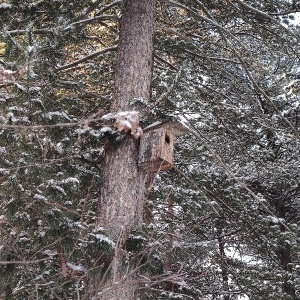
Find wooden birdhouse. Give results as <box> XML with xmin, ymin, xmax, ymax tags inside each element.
<box><xmin>138</xmin><ymin>121</ymin><xmax>188</xmax><ymax>172</ymax></box>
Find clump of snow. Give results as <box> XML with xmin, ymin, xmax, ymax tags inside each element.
<box><xmin>60</xmin><ymin>177</ymin><xmax>79</xmax><ymax>185</ymax></box>
<box><xmin>33</xmin><ymin>194</ymin><xmax>47</xmax><ymax>201</ymax></box>
<box><xmin>91</xmin><ymin>233</ymin><xmax>116</xmax><ymax>246</ymax></box>
<box><xmin>29</xmin><ymin>86</ymin><xmax>41</xmax><ymax>92</ymax></box>
<box><xmin>42</xmin><ymin>249</ymin><xmax>57</xmax><ymax>257</ymax></box>
<box><xmin>100</xmin><ymin>126</ymin><xmax>113</xmax><ymax>133</ymax></box>
<box><xmin>101</xmin><ymin>110</ymin><xmax>138</xmax><ymax>122</ymax></box>
<box><xmin>66</xmin><ymin>262</ymin><xmax>86</xmax><ymax>272</ymax></box>
<box><xmin>55</xmin><ymin>142</ymin><xmax>64</xmax><ymax>154</ymax></box>
<box><xmin>268</xmin><ymin>216</ymin><xmax>279</xmax><ymax>224</ymax></box>
<box><xmin>0</xmin><ymin>168</ymin><xmax>10</xmax><ymax>175</ymax></box>
<box><xmin>46</xmin><ymin>179</ymin><xmax>66</xmax><ymax>195</ymax></box>
<box><xmin>39</xmin><ymin>231</ymin><xmax>46</xmax><ymax>237</ymax></box>
<box><xmin>0</xmin><ymin>3</ymin><xmax>12</xmax><ymax>8</ymax></box>
<box><xmin>45</xmin><ymin>111</ymin><xmax>71</xmax><ymax>121</ymax></box>
<box><xmin>27</xmin><ymin>45</ymin><xmax>35</xmax><ymax>55</ymax></box>
<box><xmin>90</xmin><ymin>227</ymin><xmax>115</xmax><ymax>246</ymax></box>
<box><xmin>15</xmin><ymin>83</ymin><xmax>26</xmax><ymax>91</ymax></box>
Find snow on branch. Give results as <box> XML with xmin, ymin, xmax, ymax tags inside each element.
<box><xmin>0</xmin><ymin>108</ymin><xmax>107</xmax><ymax>130</ymax></box>
<box><xmin>0</xmin><ymin>110</ymin><xmax>143</xmax><ymax>139</ymax></box>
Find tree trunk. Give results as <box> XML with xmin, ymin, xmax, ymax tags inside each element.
<box><xmin>278</xmin><ymin>207</ymin><xmax>296</xmax><ymax>299</ymax></box>
<box><xmin>98</xmin><ymin>0</ymin><xmax>156</xmax><ymax>237</ymax></box>
<box><xmin>217</xmin><ymin>216</ymin><xmax>230</xmax><ymax>300</ymax></box>
<box><xmin>93</xmin><ymin>1</ymin><xmax>156</xmax><ymax>299</ymax></box>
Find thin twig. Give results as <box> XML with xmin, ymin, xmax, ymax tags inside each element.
<box><xmin>154</xmin><ymin>54</ymin><xmax>178</xmax><ymax>71</ymax></box>
<box><xmin>0</xmin><ymin>258</ymin><xmax>50</xmax><ymax>265</ymax></box>
<box><xmin>69</xmin><ymin>15</ymin><xmax>119</xmax><ymax>27</ymax></box>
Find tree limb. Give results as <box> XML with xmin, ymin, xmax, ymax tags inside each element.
<box><xmin>0</xmin><ymin>111</ymin><xmax>106</xmax><ymax>130</ymax></box>
<box><xmin>56</xmin><ymin>45</ymin><xmax>117</xmax><ymax>72</ymax></box>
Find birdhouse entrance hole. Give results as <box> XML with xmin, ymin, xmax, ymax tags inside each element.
<box><xmin>165</xmin><ymin>133</ymin><xmax>170</xmax><ymax>144</ymax></box>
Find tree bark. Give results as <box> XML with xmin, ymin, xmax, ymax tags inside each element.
<box><xmin>98</xmin><ymin>0</ymin><xmax>156</xmax><ymax>237</ymax></box>
<box><xmin>111</xmin><ymin>0</ymin><xmax>155</xmax><ymax>112</ymax></box>
<box><xmin>217</xmin><ymin>216</ymin><xmax>230</xmax><ymax>300</ymax></box>
<box><xmin>93</xmin><ymin>1</ymin><xmax>156</xmax><ymax>299</ymax></box>
<box><xmin>278</xmin><ymin>206</ymin><xmax>296</xmax><ymax>299</ymax></box>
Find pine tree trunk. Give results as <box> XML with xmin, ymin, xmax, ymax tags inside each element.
<box><xmin>92</xmin><ymin>1</ymin><xmax>156</xmax><ymax>299</ymax></box>
<box><xmin>217</xmin><ymin>217</ymin><xmax>230</xmax><ymax>300</ymax></box>
<box><xmin>278</xmin><ymin>209</ymin><xmax>296</xmax><ymax>299</ymax></box>
<box><xmin>98</xmin><ymin>0</ymin><xmax>156</xmax><ymax>237</ymax></box>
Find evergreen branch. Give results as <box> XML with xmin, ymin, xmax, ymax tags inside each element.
<box><xmin>0</xmin><ymin>111</ymin><xmax>106</xmax><ymax>130</ymax></box>
<box><xmin>232</xmin><ymin>49</ymin><xmax>300</xmax><ymax>140</ymax></box>
<box><xmin>172</xmin><ymin>166</ymin><xmax>221</xmax><ymax>216</ymax></box>
<box><xmin>152</xmin><ymin>63</ymin><xmax>183</xmax><ymax>106</ymax></box>
<box><xmin>179</xmin><ymin>44</ymin><xmax>271</xmax><ymax>123</ymax></box>
<box><xmin>5</xmin><ymin>15</ymin><xmax>119</xmax><ymax>37</ymax></box>
<box><xmin>183</xmin><ymin>115</ymin><xmax>293</xmax><ymax>233</ymax></box>
<box><xmin>0</xmin><ymin>120</ymin><xmax>91</xmax><ymax>130</ymax></box>
<box><xmin>0</xmin><ymin>156</ymin><xmax>82</xmax><ymax>172</ymax></box>
<box><xmin>233</xmin><ymin>0</ymin><xmax>299</xmax><ymax>39</ymax></box>
<box><xmin>182</xmin><ymin>47</ymin><xmax>241</xmax><ymax>64</ymax></box>
<box><xmin>55</xmin><ymin>45</ymin><xmax>117</xmax><ymax>72</ymax></box>
<box><xmin>168</xmin><ymin>0</ymin><xmax>251</xmax><ymax>53</ymax></box>
<box><xmin>269</xmin><ymin>10</ymin><xmax>300</xmax><ymax>16</ymax></box>
<box><xmin>98</xmin><ymin>0</ymin><xmax>122</xmax><ymax>14</ymax></box>
<box><xmin>45</xmin><ymin>200</ymin><xmax>82</xmax><ymax>217</ymax></box>
<box><xmin>154</xmin><ymin>54</ymin><xmax>178</xmax><ymax>71</ymax></box>
<box><xmin>183</xmin><ymin>1</ymin><xmax>300</xmax><ymax>140</ymax></box>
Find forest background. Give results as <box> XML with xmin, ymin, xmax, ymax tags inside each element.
<box><xmin>0</xmin><ymin>0</ymin><xmax>300</xmax><ymax>299</ymax></box>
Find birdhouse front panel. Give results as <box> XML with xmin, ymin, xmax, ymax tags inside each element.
<box><xmin>138</xmin><ymin>127</ymin><xmax>174</xmax><ymax>172</ymax></box>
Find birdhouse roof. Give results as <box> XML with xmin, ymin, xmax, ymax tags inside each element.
<box><xmin>143</xmin><ymin>121</ymin><xmax>189</xmax><ymax>136</ymax></box>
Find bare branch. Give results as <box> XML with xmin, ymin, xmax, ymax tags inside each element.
<box><xmin>5</xmin><ymin>29</ymin><xmax>52</xmax><ymax>37</ymax></box>
<box><xmin>68</xmin><ymin>15</ymin><xmax>119</xmax><ymax>28</ymax></box>
<box><xmin>56</xmin><ymin>45</ymin><xmax>117</xmax><ymax>72</ymax></box>
<box><xmin>0</xmin><ymin>258</ymin><xmax>50</xmax><ymax>265</ymax></box>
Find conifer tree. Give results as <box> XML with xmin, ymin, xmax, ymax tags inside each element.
<box><xmin>0</xmin><ymin>1</ymin><xmax>299</xmax><ymax>299</ymax></box>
